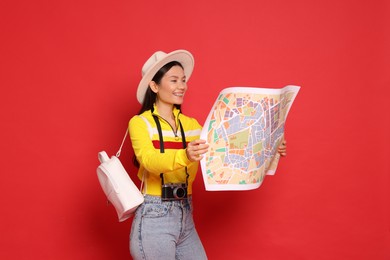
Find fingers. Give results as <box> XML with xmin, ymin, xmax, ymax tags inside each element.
<box><xmin>186</xmin><ymin>139</ymin><xmax>209</xmax><ymax>162</ymax></box>
<box><xmin>279</xmin><ymin>151</ymin><xmax>287</xmax><ymax>157</ymax></box>
<box><xmin>278</xmin><ymin>140</ymin><xmax>287</xmax><ymax>157</ymax></box>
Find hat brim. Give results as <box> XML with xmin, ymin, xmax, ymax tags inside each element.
<box><xmin>137</xmin><ymin>50</ymin><xmax>194</xmax><ymax>104</ymax></box>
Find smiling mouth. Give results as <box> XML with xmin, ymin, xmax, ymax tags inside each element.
<box><xmin>173</xmin><ymin>93</ymin><xmax>184</xmax><ymax>97</ymax></box>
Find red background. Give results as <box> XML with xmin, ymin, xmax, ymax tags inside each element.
<box><xmin>1</xmin><ymin>0</ymin><xmax>389</xmax><ymax>259</ymax></box>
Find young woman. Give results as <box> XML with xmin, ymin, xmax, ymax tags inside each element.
<box><xmin>129</xmin><ymin>50</ymin><xmax>287</xmax><ymax>259</ymax></box>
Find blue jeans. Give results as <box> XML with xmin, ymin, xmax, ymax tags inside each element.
<box><xmin>130</xmin><ymin>195</ymin><xmax>207</xmax><ymax>260</ymax></box>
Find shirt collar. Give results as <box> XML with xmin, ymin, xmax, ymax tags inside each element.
<box><xmin>152</xmin><ymin>104</ymin><xmax>181</xmax><ymax>119</ymax></box>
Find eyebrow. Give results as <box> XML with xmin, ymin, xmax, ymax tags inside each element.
<box><xmin>166</xmin><ymin>75</ymin><xmax>186</xmax><ymax>79</ymax></box>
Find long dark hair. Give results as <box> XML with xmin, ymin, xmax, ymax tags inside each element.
<box><xmin>133</xmin><ymin>61</ymin><xmax>184</xmax><ymax>168</ymax></box>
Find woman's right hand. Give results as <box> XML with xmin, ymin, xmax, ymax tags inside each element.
<box><xmin>186</xmin><ymin>139</ymin><xmax>209</xmax><ymax>162</ymax></box>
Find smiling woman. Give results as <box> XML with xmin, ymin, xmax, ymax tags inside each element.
<box><xmin>128</xmin><ymin>50</ymin><xmax>210</xmax><ymax>259</ymax></box>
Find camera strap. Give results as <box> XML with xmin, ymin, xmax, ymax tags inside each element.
<box><xmin>152</xmin><ymin>115</ymin><xmax>189</xmax><ymax>186</ymax></box>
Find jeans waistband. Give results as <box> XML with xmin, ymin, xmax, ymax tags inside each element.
<box><xmin>143</xmin><ymin>194</ymin><xmax>192</xmax><ymax>206</ymax></box>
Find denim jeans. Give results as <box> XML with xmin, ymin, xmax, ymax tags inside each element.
<box><xmin>130</xmin><ymin>195</ymin><xmax>207</xmax><ymax>260</ymax></box>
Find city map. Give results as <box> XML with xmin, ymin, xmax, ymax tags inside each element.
<box><xmin>200</xmin><ymin>86</ymin><xmax>300</xmax><ymax>191</ymax></box>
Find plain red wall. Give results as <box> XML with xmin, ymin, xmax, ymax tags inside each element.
<box><xmin>1</xmin><ymin>0</ymin><xmax>389</xmax><ymax>259</ymax></box>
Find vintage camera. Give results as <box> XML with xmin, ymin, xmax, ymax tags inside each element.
<box><xmin>161</xmin><ymin>183</ymin><xmax>188</xmax><ymax>201</ymax></box>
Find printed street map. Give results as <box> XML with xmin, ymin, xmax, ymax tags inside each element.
<box><xmin>200</xmin><ymin>86</ymin><xmax>300</xmax><ymax>191</ymax></box>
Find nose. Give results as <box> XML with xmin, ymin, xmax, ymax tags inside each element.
<box><xmin>178</xmin><ymin>81</ymin><xmax>187</xmax><ymax>89</ymax></box>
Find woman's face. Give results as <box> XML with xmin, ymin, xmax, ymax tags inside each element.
<box><xmin>153</xmin><ymin>65</ymin><xmax>187</xmax><ymax>106</ymax></box>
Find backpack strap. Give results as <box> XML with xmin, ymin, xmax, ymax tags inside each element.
<box><xmin>116</xmin><ymin>129</ymin><xmax>128</xmax><ymax>157</ymax></box>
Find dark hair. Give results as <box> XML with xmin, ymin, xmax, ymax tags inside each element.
<box><xmin>137</xmin><ymin>61</ymin><xmax>183</xmax><ymax>115</ymax></box>
<box><xmin>133</xmin><ymin>61</ymin><xmax>184</xmax><ymax>168</ymax></box>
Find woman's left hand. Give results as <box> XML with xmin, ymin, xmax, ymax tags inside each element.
<box><xmin>186</xmin><ymin>139</ymin><xmax>209</xmax><ymax>162</ymax></box>
<box><xmin>278</xmin><ymin>140</ymin><xmax>287</xmax><ymax>157</ymax></box>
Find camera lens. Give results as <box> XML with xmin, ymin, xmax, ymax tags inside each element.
<box><xmin>173</xmin><ymin>187</ymin><xmax>186</xmax><ymax>199</ymax></box>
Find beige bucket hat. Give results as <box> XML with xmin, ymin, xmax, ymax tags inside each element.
<box><xmin>136</xmin><ymin>49</ymin><xmax>194</xmax><ymax>104</ymax></box>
